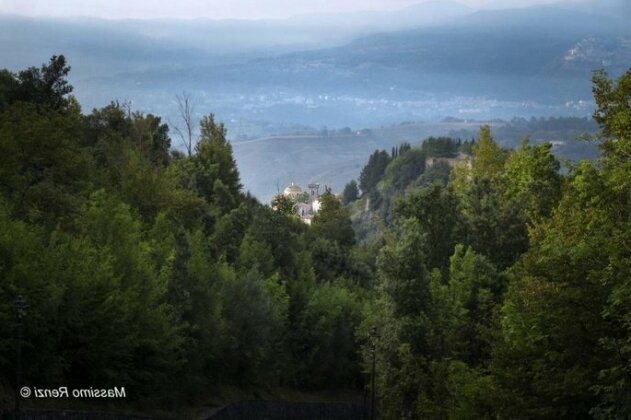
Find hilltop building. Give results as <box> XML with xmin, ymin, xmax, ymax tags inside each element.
<box><xmin>277</xmin><ymin>182</ymin><xmax>325</xmax><ymax>224</ymax></box>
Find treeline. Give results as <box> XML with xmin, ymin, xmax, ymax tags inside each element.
<box><xmin>0</xmin><ymin>56</ymin><xmax>372</xmax><ymax>408</ymax></box>
<box><xmin>448</xmin><ymin>116</ymin><xmax>601</xmax><ymax>162</ymax></box>
<box><xmin>344</xmin><ymin>69</ymin><xmax>631</xmax><ymax>418</ymax></box>
<box><xmin>507</xmin><ymin>115</ymin><xmax>598</xmax><ymax>131</ymax></box>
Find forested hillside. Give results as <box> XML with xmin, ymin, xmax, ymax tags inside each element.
<box><xmin>343</xmin><ymin>67</ymin><xmax>631</xmax><ymax>419</ymax></box>
<box><xmin>1</xmin><ymin>56</ymin><xmax>631</xmax><ymax>419</ymax></box>
<box><xmin>0</xmin><ymin>57</ymin><xmax>372</xmax><ymax>414</ymax></box>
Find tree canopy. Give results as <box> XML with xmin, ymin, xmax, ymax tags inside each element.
<box><xmin>2</xmin><ymin>56</ymin><xmax>631</xmax><ymax>419</ymax></box>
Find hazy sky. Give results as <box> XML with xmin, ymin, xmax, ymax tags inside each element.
<box><xmin>0</xmin><ymin>0</ymin><xmax>574</xmax><ymax>20</ymax></box>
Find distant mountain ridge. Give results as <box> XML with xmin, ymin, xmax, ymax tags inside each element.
<box><xmin>0</xmin><ymin>0</ymin><xmax>475</xmax><ymax>71</ymax></box>
<box><xmin>243</xmin><ymin>4</ymin><xmax>631</xmax><ymax>99</ymax></box>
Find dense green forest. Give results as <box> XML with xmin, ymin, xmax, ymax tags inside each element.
<box><xmin>1</xmin><ymin>56</ymin><xmax>630</xmax><ymax>419</ymax></box>
<box><xmin>0</xmin><ymin>56</ymin><xmax>373</xmax><ymax>415</ymax></box>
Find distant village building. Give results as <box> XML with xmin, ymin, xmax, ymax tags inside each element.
<box><xmin>277</xmin><ymin>182</ymin><xmax>326</xmax><ymax>224</ymax></box>
<box><xmin>425</xmin><ymin>152</ymin><xmax>471</xmax><ymax>169</ymax></box>
<box><xmin>283</xmin><ymin>182</ymin><xmax>303</xmax><ymax>200</ymax></box>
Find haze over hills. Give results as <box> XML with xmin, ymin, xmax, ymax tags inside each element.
<box><xmin>2</xmin><ymin>1</ymin><xmax>627</xmax><ymax>123</ymax></box>
<box><xmin>289</xmin><ymin>0</ymin><xmax>473</xmax><ymax>28</ymax></box>
<box><xmin>0</xmin><ymin>1</ymin><xmax>474</xmax><ymax>68</ymax></box>
<box><xmin>0</xmin><ymin>0</ymin><xmax>627</xmax><ymax>199</ymax></box>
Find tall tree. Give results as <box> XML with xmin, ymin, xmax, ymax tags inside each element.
<box><xmin>502</xmin><ymin>139</ymin><xmax>562</xmax><ymax>220</ymax></box>
<box><xmin>311</xmin><ymin>192</ymin><xmax>355</xmax><ymax>248</ymax></box>
<box><xmin>394</xmin><ymin>184</ymin><xmax>459</xmax><ymax>273</ymax></box>
<box><xmin>130</xmin><ymin>112</ymin><xmax>172</xmax><ymax>167</ymax></box>
<box><xmin>193</xmin><ymin>114</ymin><xmax>242</xmax><ymax>213</ymax></box>
<box><xmin>342</xmin><ymin>180</ymin><xmax>359</xmax><ymax>204</ymax></box>
<box><xmin>14</xmin><ymin>55</ymin><xmax>73</xmax><ymax>110</ymax></box>
<box><xmin>359</xmin><ymin>150</ymin><xmax>390</xmax><ymax>194</ymax></box>
<box><xmin>472</xmin><ymin>125</ymin><xmax>505</xmax><ymax>180</ymax></box>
